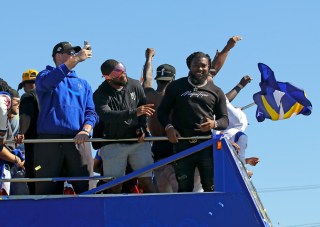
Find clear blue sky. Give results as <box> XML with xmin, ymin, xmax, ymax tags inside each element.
<box><xmin>1</xmin><ymin>1</ymin><xmax>319</xmax><ymax>226</ymax></box>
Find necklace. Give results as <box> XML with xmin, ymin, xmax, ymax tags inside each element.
<box><xmin>187</xmin><ymin>77</ymin><xmax>207</xmax><ymax>92</ymax></box>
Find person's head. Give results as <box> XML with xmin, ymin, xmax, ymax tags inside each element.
<box><xmin>186</xmin><ymin>52</ymin><xmax>211</xmax><ymax>85</ymax></box>
<box><xmin>52</xmin><ymin>41</ymin><xmax>81</xmax><ymax>66</ymax></box>
<box><xmin>155</xmin><ymin>64</ymin><xmax>175</xmax><ymax>83</ymax></box>
<box><xmin>18</xmin><ymin>69</ymin><xmax>38</xmax><ymax>92</ymax></box>
<box><xmin>0</xmin><ymin>78</ymin><xmax>12</xmax><ymax>93</ymax></box>
<box><xmin>9</xmin><ymin>89</ymin><xmax>20</xmax><ymax>116</ymax></box>
<box><xmin>154</xmin><ymin>64</ymin><xmax>176</xmax><ymax>91</ymax></box>
<box><xmin>100</xmin><ymin>59</ymin><xmax>128</xmax><ymax>87</ymax></box>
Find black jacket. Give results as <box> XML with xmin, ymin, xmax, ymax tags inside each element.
<box><xmin>93</xmin><ymin>77</ymin><xmax>147</xmax><ymax>141</ymax></box>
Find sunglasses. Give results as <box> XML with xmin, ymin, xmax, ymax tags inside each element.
<box><xmin>62</xmin><ymin>50</ymin><xmax>77</xmax><ymax>56</ymax></box>
<box><xmin>109</xmin><ymin>63</ymin><xmax>126</xmax><ymax>78</ymax></box>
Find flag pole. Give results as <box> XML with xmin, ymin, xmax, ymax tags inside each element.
<box><xmin>241</xmin><ymin>102</ymin><xmax>256</xmax><ymax>110</ymax></box>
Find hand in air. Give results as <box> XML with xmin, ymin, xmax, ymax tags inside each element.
<box><xmin>239</xmin><ymin>75</ymin><xmax>253</xmax><ymax>87</ymax></box>
<box><xmin>227</xmin><ymin>35</ymin><xmax>242</xmax><ymax>49</ymax></box>
<box><xmin>74</xmin><ymin>43</ymin><xmax>93</xmax><ymax>62</ymax></box>
<box><xmin>145</xmin><ymin>48</ymin><xmax>155</xmax><ymax>59</ymax></box>
<box><xmin>246</xmin><ymin>157</ymin><xmax>260</xmax><ymax>166</ymax></box>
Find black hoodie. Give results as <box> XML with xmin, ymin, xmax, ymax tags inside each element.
<box><xmin>93</xmin><ymin>77</ymin><xmax>147</xmax><ymax>142</ymax></box>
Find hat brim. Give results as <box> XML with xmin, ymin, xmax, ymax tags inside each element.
<box><xmin>17</xmin><ymin>82</ymin><xmax>23</xmax><ymax>91</ymax></box>
<box><xmin>155</xmin><ymin>76</ymin><xmax>174</xmax><ymax>81</ymax></box>
<box><xmin>17</xmin><ymin>80</ymin><xmax>35</xmax><ymax>91</ymax></box>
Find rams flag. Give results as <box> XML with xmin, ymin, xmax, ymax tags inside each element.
<box><xmin>253</xmin><ymin>63</ymin><xmax>312</xmax><ymax>122</ymax></box>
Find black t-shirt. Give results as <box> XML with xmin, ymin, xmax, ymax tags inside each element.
<box><xmin>19</xmin><ymin>89</ymin><xmax>39</xmax><ymax>139</ymax></box>
<box><xmin>158</xmin><ymin>77</ymin><xmax>229</xmax><ymax>137</ymax></box>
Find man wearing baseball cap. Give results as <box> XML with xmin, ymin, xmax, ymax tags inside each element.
<box><xmin>15</xmin><ymin>69</ymin><xmax>40</xmax><ymax>194</ymax></box>
<box><xmin>33</xmin><ymin>41</ymin><xmax>97</xmax><ymax>195</ymax></box>
<box><xmin>142</xmin><ymin>48</ymin><xmax>176</xmax><ymax>192</ymax></box>
<box><xmin>17</xmin><ymin>69</ymin><xmax>38</xmax><ymax>92</ymax></box>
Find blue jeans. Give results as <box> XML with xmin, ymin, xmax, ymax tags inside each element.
<box><xmin>173</xmin><ymin>141</ymin><xmax>214</xmax><ymax>192</ymax></box>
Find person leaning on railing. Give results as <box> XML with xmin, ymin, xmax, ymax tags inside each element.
<box><xmin>157</xmin><ymin>52</ymin><xmax>229</xmax><ymax>193</ymax></box>
<box><xmin>33</xmin><ymin>41</ymin><xmax>97</xmax><ymax>195</ymax></box>
<box><xmin>93</xmin><ymin>59</ymin><xmax>156</xmax><ymax>194</ymax></box>
<box><xmin>0</xmin><ymin>80</ymin><xmax>25</xmax><ymax>195</ymax></box>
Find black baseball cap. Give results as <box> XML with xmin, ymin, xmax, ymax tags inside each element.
<box><xmin>155</xmin><ymin>64</ymin><xmax>176</xmax><ymax>81</ymax></box>
<box><xmin>52</xmin><ymin>41</ymin><xmax>81</xmax><ymax>57</ymax></box>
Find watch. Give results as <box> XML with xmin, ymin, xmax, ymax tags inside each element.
<box><xmin>82</xmin><ymin>128</ymin><xmax>90</xmax><ymax>134</ymax></box>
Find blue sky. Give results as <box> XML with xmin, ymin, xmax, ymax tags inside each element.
<box><xmin>1</xmin><ymin>1</ymin><xmax>319</xmax><ymax>226</ymax></box>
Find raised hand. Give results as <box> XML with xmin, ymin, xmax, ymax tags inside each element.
<box><xmin>226</xmin><ymin>35</ymin><xmax>242</xmax><ymax>50</ymax></box>
<box><xmin>239</xmin><ymin>75</ymin><xmax>253</xmax><ymax>88</ymax></box>
<box><xmin>145</xmin><ymin>48</ymin><xmax>155</xmax><ymax>60</ymax></box>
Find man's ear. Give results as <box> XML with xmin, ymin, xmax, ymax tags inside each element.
<box><xmin>102</xmin><ymin>74</ymin><xmax>112</xmax><ymax>81</ymax></box>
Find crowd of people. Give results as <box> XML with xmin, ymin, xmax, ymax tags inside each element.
<box><xmin>0</xmin><ymin>36</ymin><xmax>259</xmax><ymax>195</ymax></box>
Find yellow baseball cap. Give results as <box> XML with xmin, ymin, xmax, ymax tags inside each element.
<box><xmin>18</xmin><ymin>69</ymin><xmax>38</xmax><ymax>90</ymax></box>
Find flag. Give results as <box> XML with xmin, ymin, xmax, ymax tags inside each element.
<box><xmin>253</xmin><ymin>63</ymin><xmax>312</xmax><ymax>122</ymax></box>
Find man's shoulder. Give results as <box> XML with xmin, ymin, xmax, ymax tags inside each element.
<box><xmin>210</xmin><ymin>83</ymin><xmax>224</xmax><ymax>93</ymax></box>
<box><xmin>127</xmin><ymin>77</ymin><xmax>142</xmax><ymax>87</ymax></box>
<box><xmin>21</xmin><ymin>89</ymin><xmax>37</xmax><ymax>100</ymax></box>
<box><xmin>38</xmin><ymin>65</ymin><xmax>54</xmax><ymax>74</ymax></box>
<box><xmin>93</xmin><ymin>81</ymin><xmax>110</xmax><ymax>97</ymax></box>
<box><xmin>144</xmin><ymin>87</ymin><xmax>156</xmax><ymax>94</ymax></box>
<box><xmin>166</xmin><ymin>77</ymin><xmax>187</xmax><ymax>89</ymax></box>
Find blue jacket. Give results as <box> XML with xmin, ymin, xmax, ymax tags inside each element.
<box><xmin>36</xmin><ymin>64</ymin><xmax>97</xmax><ymax>135</ymax></box>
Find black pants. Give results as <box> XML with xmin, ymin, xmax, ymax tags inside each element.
<box><xmin>173</xmin><ymin>140</ymin><xmax>214</xmax><ymax>192</ymax></box>
<box><xmin>24</xmin><ymin>143</ymin><xmax>35</xmax><ymax>195</ymax></box>
<box><xmin>34</xmin><ymin>134</ymin><xmax>93</xmax><ymax>195</ymax></box>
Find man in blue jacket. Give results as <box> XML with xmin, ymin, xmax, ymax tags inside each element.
<box><xmin>34</xmin><ymin>41</ymin><xmax>97</xmax><ymax>195</ymax></box>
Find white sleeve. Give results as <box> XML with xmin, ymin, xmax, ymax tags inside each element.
<box><xmin>0</xmin><ymin>93</ymin><xmax>11</xmax><ymax>138</ymax></box>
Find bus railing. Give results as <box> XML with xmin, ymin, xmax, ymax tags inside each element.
<box><xmin>0</xmin><ymin>136</ymin><xmax>212</xmax><ymax>189</ymax></box>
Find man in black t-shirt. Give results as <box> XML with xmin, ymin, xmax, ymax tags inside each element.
<box><xmin>158</xmin><ymin>52</ymin><xmax>229</xmax><ymax>192</ymax></box>
<box><xmin>16</xmin><ymin>69</ymin><xmax>39</xmax><ymax>195</ymax></box>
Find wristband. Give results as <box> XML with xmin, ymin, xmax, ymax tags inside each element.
<box><xmin>82</xmin><ymin>128</ymin><xmax>90</xmax><ymax>133</ymax></box>
<box><xmin>213</xmin><ymin>120</ymin><xmax>218</xmax><ymax>129</ymax></box>
<box><xmin>82</xmin><ymin>128</ymin><xmax>90</xmax><ymax>136</ymax></box>
<box><xmin>237</xmin><ymin>84</ymin><xmax>244</xmax><ymax>89</ymax></box>
<box><xmin>165</xmin><ymin>124</ymin><xmax>174</xmax><ymax>131</ymax></box>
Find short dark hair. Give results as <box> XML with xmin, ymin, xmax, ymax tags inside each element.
<box><xmin>186</xmin><ymin>52</ymin><xmax>211</xmax><ymax>69</ymax></box>
<box><xmin>9</xmin><ymin>89</ymin><xmax>19</xmax><ymax>98</ymax></box>
<box><xmin>0</xmin><ymin>78</ymin><xmax>12</xmax><ymax>93</ymax></box>
<box><xmin>100</xmin><ymin>59</ymin><xmax>119</xmax><ymax>75</ymax></box>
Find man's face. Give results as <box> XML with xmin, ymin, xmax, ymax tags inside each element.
<box><xmin>189</xmin><ymin>57</ymin><xmax>210</xmax><ymax>85</ymax></box>
<box><xmin>11</xmin><ymin>98</ymin><xmax>20</xmax><ymax>115</ymax></box>
<box><xmin>108</xmin><ymin>63</ymin><xmax>128</xmax><ymax>86</ymax></box>
<box><xmin>23</xmin><ymin>81</ymin><xmax>36</xmax><ymax>93</ymax></box>
<box><xmin>55</xmin><ymin>49</ymin><xmax>76</xmax><ymax>65</ymax></box>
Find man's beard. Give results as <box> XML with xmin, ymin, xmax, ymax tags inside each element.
<box><xmin>188</xmin><ymin>72</ymin><xmax>208</xmax><ymax>85</ymax></box>
<box><xmin>112</xmin><ymin>80</ymin><xmax>127</xmax><ymax>86</ymax></box>
<box><xmin>110</xmin><ymin>76</ymin><xmax>128</xmax><ymax>86</ymax></box>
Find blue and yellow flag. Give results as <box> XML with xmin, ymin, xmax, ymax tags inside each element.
<box><xmin>253</xmin><ymin>63</ymin><xmax>312</xmax><ymax>122</ymax></box>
